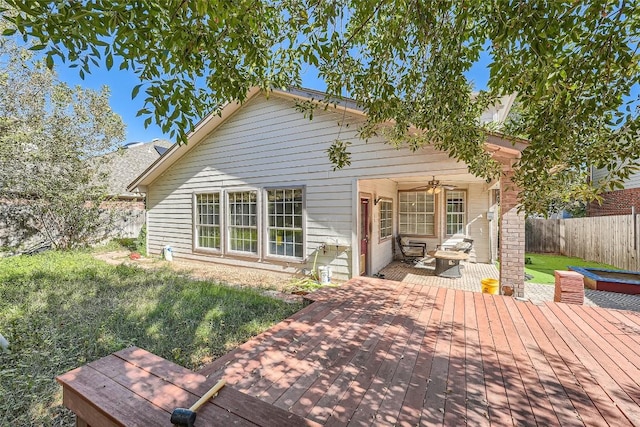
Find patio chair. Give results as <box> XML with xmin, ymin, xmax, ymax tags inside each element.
<box><xmin>396</xmin><ymin>235</ymin><xmax>427</xmax><ymax>263</ymax></box>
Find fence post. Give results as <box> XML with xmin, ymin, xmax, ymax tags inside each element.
<box><xmin>633</xmin><ymin>206</ymin><xmax>637</xmax><ymax>251</ymax></box>
<box><xmin>559</xmin><ymin>219</ymin><xmax>565</xmax><ymax>255</ymax></box>
<box><xmin>633</xmin><ymin>207</ymin><xmax>639</xmax><ymax>271</ymax></box>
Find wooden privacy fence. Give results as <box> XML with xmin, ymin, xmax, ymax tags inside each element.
<box><xmin>525</xmin><ymin>214</ymin><xmax>640</xmax><ymax>271</ymax></box>
<box><xmin>0</xmin><ymin>204</ymin><xmax>145</xmax><ymax>249</ymax></box>
<box><xmin>525</xmin><ymin>218</ymin><xmax>562</xmax><ymax>254</ymax></box>
<box><xmin>109</xmin><ymin>208</ymin><xmax>146</xmax><ymax>239</ymax></box>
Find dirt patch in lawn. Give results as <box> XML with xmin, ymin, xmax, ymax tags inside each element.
<box><xmin>92</xmin><ymin>251</ymin><xmax>304</xmax><ymax>303</ymax></box>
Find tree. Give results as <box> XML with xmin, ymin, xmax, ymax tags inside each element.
<box><xmin>2</xmin><ymin>1</ymin><xmax>638</xmax><ymax>214</ymax></box>
<box><xmin>0</xmin><ymin>29</ymin><xmax>125</xmax><ymax>249</ymax></box>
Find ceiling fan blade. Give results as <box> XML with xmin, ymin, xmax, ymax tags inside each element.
<box><xmin>407</xmin><ymin>177</ymin><xmax>456</xmax><ymax>192</ymax></box>
<box><xmin>408</xmin><ymin>185</ymin><xmax>430</xmax><ymax>191</ymax></box>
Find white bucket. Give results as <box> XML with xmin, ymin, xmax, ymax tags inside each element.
<box><xmin>318</xmin><ymin>265</ymin><xmax>331</xmax><ymax>284</ymax></box>
<box><xmin>163</xmin><ymin>245</ymin><xmax>173</xmax><ymax>261</ymax></box>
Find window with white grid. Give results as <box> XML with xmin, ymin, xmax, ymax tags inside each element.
<box><xmin>195</xmin><ymin>193</ymin><xmax>221</xmax><ymax>250</ymax></box>
<box><xmin>267</xmin><ymin>188</ymin><xmax>304</xmax><ymax>258</ymax></box>
<box><xmin>379</xmin><ymin>199</ymin><xmax>393</xmax><ymax>240</ymax></box>
<box><xmin>446</xmin><ymin>190</ymin><xmax>466</xmax><ymax>235</ymax></box>
<box><xmin>398</xmin><ymin>191</ymin><xmax>435</xmax><ymax>235</ymax></box>
<box><xmin>227</xmin><ymin>191</ymin><xmax>258</xmax><ymax>254</ymax></box>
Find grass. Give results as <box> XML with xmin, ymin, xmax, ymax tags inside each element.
<box><xmin>0</xmin><ymin>250</ymin><xmax>302</xmax><ymax>426</ymax></box>
<box><xmin>525</xmin><ymin>253</ymin><xmax>618</xmax><ymax>285</ymax></box>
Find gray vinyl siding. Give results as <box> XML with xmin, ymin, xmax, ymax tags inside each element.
<box><xmin>626</xmin><ymin>172</ymin><xmax>640</xmax><ymax>189</ymax></box>
<box><xmin>358</xmin><ymin>179</ymin><xmax>398</xmax><ymax>274</ymax></box>
<box><xmin>592</xmin><ymin>166</ymin><xmax>640</xmax><ymax>190</ymax></box>
<box><xmin>146</xmin><ymin>93</ymin><xmax>491</xmax><ymax>280</ymax></box>
<box><xmin>464</xmin><ymin>183</ymin><xmax>491</xmax><ymax>262</ymax></box>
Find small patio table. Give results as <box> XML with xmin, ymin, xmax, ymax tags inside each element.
<box><xmin>427</xmin><ymin>250</ymin><xmax>469</xmax><ymax>278</ymax></box>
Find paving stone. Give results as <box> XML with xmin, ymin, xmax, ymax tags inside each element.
<box><xmin>379</xmin><ymin>260</ymin><xmax>640</xmax><ymax>313</ymax></box>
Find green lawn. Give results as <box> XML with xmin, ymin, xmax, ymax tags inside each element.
<box><xmin>0</xmin><ymin>250</ymin><xmax>302</xmax><ymax>426</ymax></box>
<box><xmin>525</xmin><ymin>253</ymin><xmax>618</xmax><ymax>285</ymax></box>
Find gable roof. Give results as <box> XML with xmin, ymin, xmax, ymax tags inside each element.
<box><xmin>103</xmin><ymin>139</ymin><xmax>173</xmax><ymax>198</ymax></box>
<box><xmin>128</xmin><ymin>87</ymin><xmax>526</xmax><ymax>192</ymax></box>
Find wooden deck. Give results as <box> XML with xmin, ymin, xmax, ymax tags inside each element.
<box><xmin>57</xmin><ymin>346</ymin><xmax>319</xmax><ymax>426</ymax></box>
<box><xmin>199</xmin><ymin>277</ymin><xmax>640</xmax><ymax>426</ymax></box>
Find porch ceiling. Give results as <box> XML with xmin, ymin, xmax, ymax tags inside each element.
<box><xmin>362</xmin><ymin>173</ymin><xmax>490</xmax><ymax>190</ymax></box>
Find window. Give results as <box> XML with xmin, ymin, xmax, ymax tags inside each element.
<box><xmin>379</xmin><ymin>199</ymin><xmax>393</xmax><ymax>239</ymax></box>
<box><xmin>398</xmin><ymin>191</ymin><xmax>435</xmax><ymax>235</ymax></box>
<box><xmin>267</xmin><ymin>188</ymin><xmax>303</xmax><ymax>258</ymax></box>
<box><xmin>228</xmin><ymin>191</ymin><xmax>258</xmax><ymax>254</ymax></box>
<box><xmin>446</xmin><ymin>190</ymin><xmax>466</xmax><ymax>235</ymax></box>
<box><xmin>195</xmin><ymin>193</ymin><xmax>221</xmax><ymax>250</ymax></box>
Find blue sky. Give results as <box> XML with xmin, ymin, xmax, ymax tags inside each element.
<box><xmin>56</xmin><ymin>64</ymin><xmax>177</xmax><ymax>144</ymax></box>
<box><xmin>55</xmin><ymin>63</ymin><xmax>331</xmax><ymax>144</ymax></box>
<box><xmin>55</xmin><ymin>55</ymin><xmax>492</xmax><ymax>145</ymax></box>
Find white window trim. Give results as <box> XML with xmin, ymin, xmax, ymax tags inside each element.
<box><xmin>193</xmin><ymin>191</ymin><xmax>223</xmax><ymax>254</ymax></box>
<box><xmin>263</xmin><ymin>186</ymin><xmax>306</xmax><ymax>262</ymax></box>
<box><xmin>378</xmin><ymin>198</ymin><xmax>393</xmax><ymax>242</ymax></box>
<box><xmin>398</xmin><ymin>190</ymin><xmax>436</xmax><ymax>237</ymax></box>
<box><xmin>445</xmin><ymin>189</ymin><xmax>467</xmax><ymax>236</ymax></box>
<box><xmin>225</xmin><ymin>188</ymin><xmax>261</xmax><ymax>257</ymax></box>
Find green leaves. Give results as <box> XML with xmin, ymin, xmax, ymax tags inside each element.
<box><xmin>105</xmin><ymin>52</ymin><xmax>113</xmax><ymax>70</ymax></box>
<box><xmin>131</xmin><ymin>83</ymin><xmax>142</xmax><ymax>99</ymax></box>
<box><xmin>327</xmin><ymin>139</ymin><xmax>352</xmax><ymax>170</ymax></box>
<box><xmin>1</xmin><ymin>0</ymin><xmax>638</xmax><ymax>214</ymax></box>
<box><xmin>0</xmin><ymin>32</ymin><xmax>125</xmax><ymax>249</ymax></box>
<box><xmin>486</xmin><ymin>0</ymin><xmax>640</xmax><ymax>213</ymax></box>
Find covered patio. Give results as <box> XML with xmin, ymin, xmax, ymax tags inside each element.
<box><xmin>377</xmin><ymin>259</ymin><xmax>499</xmax><ymax>292</ymax></box>
<box><xmin>199</xmin><ymin>277</ymin><xmax>640</xmax><ymax>426</ymax></box>
<box><xmin>355</xmin><ymin>140</ymin><xmax>528</xmax><ymax>298</ymax></box>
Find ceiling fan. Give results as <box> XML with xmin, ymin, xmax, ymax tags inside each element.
<box><xmin>410</xmin><ymin>176</ymin><xmax>456</xmax><ymax>194</ymax></box>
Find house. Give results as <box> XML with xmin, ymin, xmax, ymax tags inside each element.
<box><xmin>102</xmin><ymin>139</ymin><xmax>173</xmax><ymax>203</ymax></box>
<box><xmin>96</xmin><ymin>139</ymin><xmax>174</xmax><ymax>239</ymax></box>
<box><xmin>128</xmin><ymin>88</ymin><xmax>527</xmax><ymax>295</ymax></box>
<box><xmin>589</xmin><ymin>166</ymin><xmax>640</xmax><ymax>216</ymax></box>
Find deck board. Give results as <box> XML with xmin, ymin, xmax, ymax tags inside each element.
<box><xmin>395</xmin><ymin>286</ymin><xmax>446</xmax><ymax>426</ymax></box>
<box><xmin>421</xmin><ymin>288</ymin><xmax>455</xmax><ymax>425</ymax></box>
<box><xmin>59</xmin><ymin>347</ymin><xmax>319</xmax><ymax>427</ymax></box>
<box><xmin>501</xmin><ymin>298</ymin><xmax>564</xmax><ymax>426</ymax></box>
<box><xmin>540</xmin><ymin>304</ymin><xmax>640</xmax><ymax>425</ymax></box>
<box><xmin>223</xmin><ymin>298</ymin><xmax>356</xmax><ymax>391</ymax></box>
<box><xmin>377</xmin><ymin>286</ymin><xmax>432</xmax><ymax>425</ymax></box>
<box><xmin>520</xmin><ymin>305</ymin><xmax>604</xmax><ymax>425</ymax></box>
<box><xmin>277</xmin><ymin>299</ymin><xmax>397</xmax><ymax>420</ymax></box>
<box><xmin>491</xmin><ymin>298</ymin><xmax>552</xmax><ymax>424</ymax></box>
<box><xmin>442</xmin><ymin>289</ymin><xmax>468</xmax><ymax>426</ymax></box>
<box><xmin>199</xmin><ymin>277</ymin><xmax>640</xmax><ymax>426</ymax></box>
<box><xmin>588</xmin><ymin>306</ymin><xmax>640</xmax><ymax>358</ymax></box>
<box><xmin>567</xmin><ymin>304</ymin><xmax>640</xmax><ymax>380</ymax></box>
<box><xmin>542</xmin><ymin>305</ymin><xmax>640</xmax><ymax>422</ymax></box>
<box><xmin>328</xmin><ymin>284</ymin><xmax>419</xmax><ymax>425</ymax></box>
<box><xmin>253</xmin><ymin>302</ymin><xmax>370</xmax><ymax>401</ymax></box>
<box><xmin>461</xmin><ymin>290</ymin><xmax>490</xmax><ymax>427</ymax></box>
<box><xmin>608</xmin><ymin>309</ymin><xmax>640</xmax><ymax>348</ymax></box>
<box><xmin>486</xmin><ymin>294</ymin><xmax>538</xmax><ymax>425</ymax></box>
<box><xmin>475</xmin><ymin>293</ymin><xmax>513</xmax><ymax>425</ymax></box>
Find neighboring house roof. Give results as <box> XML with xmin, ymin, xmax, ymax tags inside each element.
<box><xmin>105</xmin><ymin>139</ymin><xmax>173</xmax><ymax>198</ymax></box>
<box><xmin>128</xmin><ymin>87</ymin><xmax>526</xmax><ymax>192</ymax></box>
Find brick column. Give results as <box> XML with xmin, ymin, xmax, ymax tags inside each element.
<box><xmin>499</xmin><ymin>170</ymin><xmax>525</xmax><ymax>298</ymax></box>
